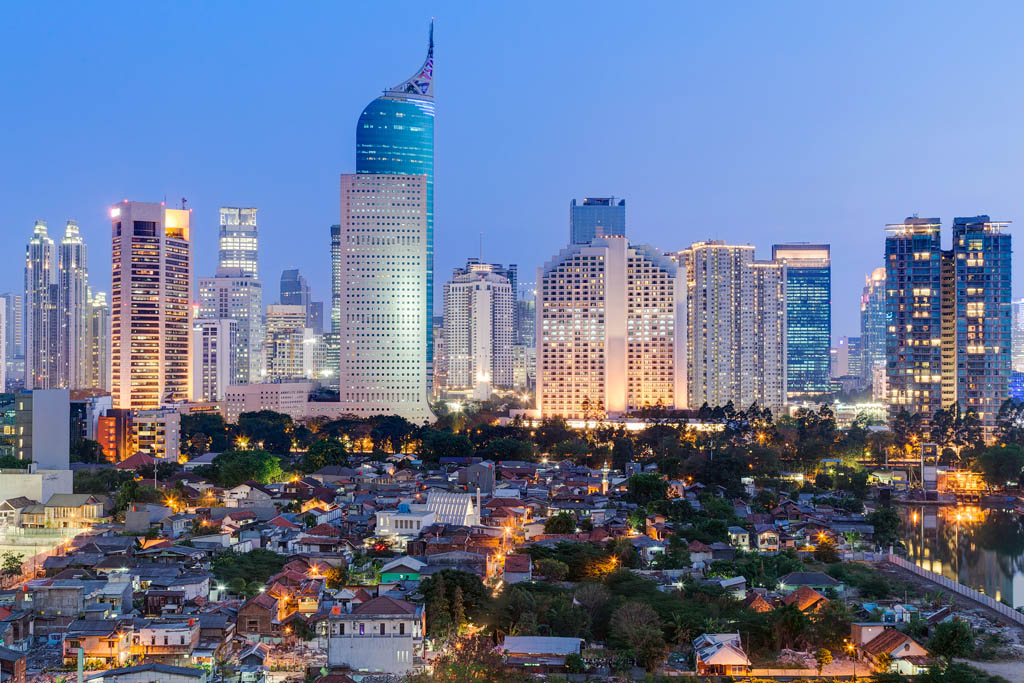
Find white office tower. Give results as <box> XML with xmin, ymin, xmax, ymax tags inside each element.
<box><xmin>264</xmin><ymin>304</ymin><xmax>312</xmax><ymax>381</ymax></box>
<box><xmin>198</xmin><ymin>269</ymin><xmax>263</xmax><ymax>385</ymax></box>
<box><xmin>24</xmin><ymin>220</ymin><xmax>58</xmax><ymax>389</ymax></box>
<box><xmin>193</xmin><ymin>318</ymin><xmax>237</xmax><ymax>401</ymax></box>
<box><xmin>677</xmin><ymin>241</ymin><xmax>788</xmax><ymax>412</ymax></box>
<box><xmin>0</xmin><ymin>306</ymin><xmax>6</xmax><ymax>391</ymax></box>
<box><xmin>338</xmin><ymin>174</ymin><xmax>433</xmax><ymax>422</ymax></box>
<box><xmin>87</xmin><ymin>290</ymin><xmax>111</xmax><ymax>392</ymax></box>
<box><xmin>536</xmin><ymin>237</ymin><xmax>684</xmax><ymax>419</ymax></box>
<box><xmin>58</xmin><ymin>220</ymin><xmax>90</xmax><ymax>389</ymax></box>
<box><xmin>110</xmin><ymin>201</ymin><xmax>193</xmax><ymax>409</ymax></box>
<box><xmin>218</xmin><ymin>207</ymin><xmax>258</xmax><ymax>278</ymax></box>
<box><xmin>443</xmin><ymin>267</ymin><xmax>514</xmax><ymax>399</ymax></box>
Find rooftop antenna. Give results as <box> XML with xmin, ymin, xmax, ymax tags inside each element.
<box><xmin>479</xmin><ymin>232</ymin><xmax>483</xmax><ymax>262</ymax></box>
<box><xmin>181</xmin><ymin>197</ymin><xmax>188</xmax><ymax>210</ymax></box>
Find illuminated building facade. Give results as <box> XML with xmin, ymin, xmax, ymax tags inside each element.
<box><xmin>218</xmin><ymin>207</ymin><xmax>258</xmax><ymax>278</ymax></box>
<box><xmin>356</xmin><ymin>24</ymin><xmax>435</xmax><ymax>388</ymax></box>
<box><xmin>198</xmin><ymin>269</ymin><xmax>263</xmax><ymax>385</ymax></box>
<box><xmin>338</xmin><ymin>173</ymin><xmax>433</xmax><ymax>422</ymax></box>
<box><xmin>772</xmin><ymin>244</ymin><xmax>830</xmax><ymax>398</ymax></box>
<box><xmin>58</xmin><ymin>220</ymin><xmax>90</xmax><ymax>389</ymax></box>
<box><xmin>860</xmin><ymin>266</ymin><xmax>887</xmax><ymax>386</ymax></box>
<box><xmin>537</xmin><ymin>237</ymin><xmax>684</xmax><ymax>419</ymax></box>
<box><xmin>443</xmin><ymin>267</ymin><xmax>514</xmax><ymax>397</ymax></box>
<box><xmin>24</xmin><ymin>220</ymin><xmax>58</xmax><ymax>389</ymax></box>
<box><xmin>110</xmin><ymin>201</ymin><xmax>192</xmax><ymax>409</ymax></box>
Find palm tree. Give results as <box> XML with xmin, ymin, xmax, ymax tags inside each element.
<box><xmin>875</xmin><ymin>652</ymin><xmax>894</xmax><ymax>672</ymax></box>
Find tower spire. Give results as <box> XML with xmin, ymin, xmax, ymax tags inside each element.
<box><xmin>385</xmin><ymin>20</ymin><xmax>434</xmax><ymax>100</ymax></box>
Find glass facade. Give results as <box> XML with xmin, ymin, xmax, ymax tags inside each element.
<box><xmin>773</xmin><ymin>244</ymin><xmax>831</xmax><ymax>397</ymax></box>
<box><xmin>356</xmin><ymin>38</ymin><xmax>435</xmax><ymax>381</ymax></box>
<box><xmin>570</xmin><ymin>197</ymin><xmax>626</xmax><ymax>245</ymax></box>
<box><xmin>218</xmin><ymin>207</ymin><xmax>258</xmax><ymax>278</ymax></box>
<box><xmin>952</xmin><ymin>216</ymin><xmax>1011</xmax><ymax>429</ymax></box>
<box><xmin>859</xmin><ymin>267</ymin><xmax>887</xmax><ymax>383</ymax></box>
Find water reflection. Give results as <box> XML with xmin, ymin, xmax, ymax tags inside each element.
<box><xmin>900</xmin><ymin>505</ymin><xmax>1024</xmax><ymax>608</ymax></box>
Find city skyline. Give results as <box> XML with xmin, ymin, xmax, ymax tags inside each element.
<box><xmin>6</xmin><ymin>4</ymin><xmax>1024</xmax><ymax>339</ymax></box>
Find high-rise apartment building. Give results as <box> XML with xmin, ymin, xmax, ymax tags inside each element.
<box><xmin>570</xmin><ymin>197</ymin><xmax>626</xmax><ymax>245</ymax></box>
<box><xmin>1012</xmin><ymin>298</ymin><xmax>1024</xmax><ymax>373</ymax></box>
<box><xmin>356</xmin><ymin>24</ymin><xmax>435</xmax><ymax>388</ymax></box>
<box><xmin>772</xmin><ymin>244</ymin><xmax>830</xmax><ymax>398</ymax></box>
<box><xmin>87</xmin><ymin>290</ymin><xmax>110</xmax><ymax>393</ymax></box>
<box><xmin>59</xmin><ymin>220</ymin><xmax>90</xmax><ymax>389</ymax></box>
<box><xmin>443</xmin><ymin>268</ymin><xmax>514</xmax><ymax>397</ymax></box>
<box><xmin>330</xmin><ymin>224</ymin><xmax>342</xmax><ymax>334</ymax></box>
<box><xmin>25</xmin><ymin>220</ymin><xmax>58</xmax><ymax>389</ymax></box>
<box><xmin>198</xmin><ymin>269</ymin><xmax>263</xmax><ymax>385</ymax></box>
<box><xmin>884</xmin><ymin>216</ymin><xmax>1011</xmax><ymax>436</ymax></box>
<box><xmin>951</xmin><ymin>216</ymin><xmax>1012</xmax><ymax>430</ymax></box>
<box><xmin>218</xmin><ymin>207</ymin><xmax>259</xmax><ymax>278</ymax></box>
<box><xmin>193</xmin><ymin>318</ymin><xmax>237</xmax><ymax>401</ymax></box>
<box><xmin>110</xmin><ymin>201</ymin><xmax>192</xmax><ymax>409</ymax></box>
<box><xmin>860</xmin><ymin>267</ymin><xmax>887</xmax><ymax>386</ymax></box>
<box><xmin>0</xmin><ymin>293</ymin><xmax>24</xmax><ymax>387</ymax></box>
<box><xmin>264</xmin><ymin>304</ymin><xmax>313</xmax><ymax>382</ymax></box>
<box><xmin>677</xmin><ymin>241</ymin><xmax>788</xmax><ymax>412</ymax></box>
<box><xmin>537</xmin><ymin>237</ymin><xmax>684</xmax><ymax>419</ymax></box>
<box><xmin>338</xmin><ymin>174</ymin><xmax>432</xmax><ymax>421</ymax></box>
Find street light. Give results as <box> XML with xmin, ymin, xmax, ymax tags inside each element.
<box><xmin>846</xmin><ymin>640</ymin><xmax>856</xmax><ymax>680</ymax></box>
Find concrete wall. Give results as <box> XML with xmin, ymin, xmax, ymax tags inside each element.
<box><xmin>327</xmin><ymin>634</ymin><xmax>417</xmax><ymax>674</ymax></box>
<box><xmin>0</xmin><ymin>468</ymin><xmax>72</xmax><ymax>503</ymax></box>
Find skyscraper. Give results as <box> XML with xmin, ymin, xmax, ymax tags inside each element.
<box><xmin>951</xmin><ymin>216</ymin><xmax>1011</xmax><ymax>430</ymax></box>
<box><xmin>860</xmin><ymin>266</ymin><xmax>887</xmax><ymax>385</ymax></box>
<box><xmin>884</xmin><ymin>215</ymin><xmax>1011</xmax><ymax>436</ymax></box>
<box><xmin>110</xmin><ymin>201</ymin><xmax>192</xmax><ymax>409</ymax></box>
<box><xmin>570</xmin><ymin>197</ymin><xmax>626</xmax><ymax>245</ymax></box>
<box><xmin>884</xmin><ymin>217</ymin><xmax>943</xmax><ymax>422</ymax></box>
<box><xmin>87</xmin><ymin>290</ymin><xmax>110</xmax><ymax>393</ymax></box>
<box><xmin>218</xmin><ymin>207</ymin><xmax>258</xmax><ymax>278</ymax></box>
<box><xmin>1012</xmin><ymin>298</ymin><xmax>1024</xmax><ymax>373</ymax></box>
<box><xmin>330</xmin><ymin>224</ymin><xmax>342</xmax><ymax>334</ymax></box>
<box><xmin>772</xmin><ymin>244</ymin><xmax>831</xmax><ymax>398</ymax></box>
<box><xmin>678</xmin><ymin>241</ymin><xmax>787</xmax><ymax>412</ymax></box>
<box><xmin>537</xmin><ymin>237</ymin><xmax>684</xmax><ymax>419</ymax></box>
<box><xmin>198</xmin><ymin>270</ymin><xmax>263</xmax><ymax>385</ymax></box>
<box><xmin>0</xmin><ymin>293</ymin><xmax>24</xmax><ymax>387</ymax></box>
<box><xmin>24</xmin><ymin>220</ymin><xmax>58</xmax><ymax>389</ymax></box>
<box><xmin>443</xmin><ymin>267</ymin><xmax>514</xmax><ymax>397</ymax></box>
<box><xmin>356</xmin><ymin>23</ymin><xmax>435</xmax><ymax>388</ymax></box>
<box><xmin>59</xmin><ymin>219</ymin><xmax>89</xmax><ymax>389</ymax></box>
<box><xmin>264</xmin><ymin>304</ymin><xmax>312</xmax><ymax>382</ymax></box>
<box><xmin>338</xmin><ymin>173</ymin><xmax>432</xmax><ymax>421</ymax></box>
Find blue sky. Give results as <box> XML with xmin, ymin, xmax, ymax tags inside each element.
<box><xmin>1</xmin><ymin>1</ymin><xmax>1022</xmax><ymax>337</ymax></box>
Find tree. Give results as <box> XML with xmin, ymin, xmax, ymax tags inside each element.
<box><xmin>612</xmin><ymin>437</ymin><xmax>635</xmax><ymax>471</ymax></box>
<box><xmin>609</xmin><ymin>602</ymin><xmax>667</xmax><ymax>672</ymax></box>
<box><xmin>406</xmin><ymin>637</ymin><xmax>518</xmax><ymax>683</ymax></box>
<box><xmin>977</xmin><ymin>444</ymin><xmax>1024</xmax><ymax>489</ymax></box>
<box><xmin>420</xmin><ymin>429</ymin><xmax>473</xmax><ymax>464</ymax></box>
<box><xmin>0</xmin><ymin>551</ymin><xmax>23</xmax><ymax>576</ymax></box>
<box><xmin>892</xmin><ymin>410</ymin><xmax>924</xmax><ymax>454</ymax></box>
<box><xmin>299</xmin><ymin>439</ymin><xmax>348</xmax><ymax>473</ymax></box>
<box><xmin>323</xmin><ymin>565</ymin><xmax>348</xmax><ymax>589</ymax></box>
<box><xmin>370</xmin><ymin>415</ymin><xmax>417</xmax><ymax>453</ymax></box>
<box><xmin>867</xmin><ymin>506</ymin><xmax>901</xmax><ymax>549</ymax></box>
<box><xmin>481</xmin><ymin>437</ymin><xmax>535</xmax><ymax>462</ymax></box>
<box><xmin>814</xmin><ymin>536</ymin><xmax>840</xmax><ymax>563</ymax></box>
<box><xmin>212</xmin><ymin>549</ymin><xmax>287</xmax><ymax>586</ymax></box>
<box><xmin>625</xmin><ymin>473</ymin><xmax>669</xmax><ymax>505</ymax></box>
<box><xmin>875</xmin><ymin>652</ymin><xmax>894</xmax><ymax>673</ymax></box>
<box><xmin>543</xmin><ymin>512</ymin><xmax>576</xmax><ymax>535</ymax></box>
<box><xmin>181</xmin><ymin>412</ymin><xmax>230</xmax><ymax>453</ymax></box>
<box><xmin>996</xmin><ymin>398</ymin><xmax>1024</xmax><ymax>445</ymax></box>
<box><xmin>207</xmin><ymin>450</ymin><xmax>284</xmax><ymax>487</ymax></box>
<box><xmin>814</xmin><ymin>648</ymin><xmax>833</xmax><ymax>675</ymax></box>
<box><xmin>70</xmin><ymin>438</ymin><xmax>102</xmax><ymax>464</ymax></box>
<box><xmin>535</xmin><ymin>558</ymin><xmax>569</xmax><ymax>581</ymax></box>
<box><xmin>927</xmin><ymin>619</ymin><xmax>974</xmax><ymax>665</ymax></box>
<box><xmin>427</xmin><ymin>576</ymin><xmax>453</xmax><ymax>637</ymax></box>
<box><xmin>451</xmin><ymin>586</ymin><xmax>466</xmax><ymax>633</ymax></box>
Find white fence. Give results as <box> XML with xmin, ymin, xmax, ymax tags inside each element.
<box><xmin>886</xmin><ymin>553</ymin><xmax>1024</xmax><ymax>626</ymax></box>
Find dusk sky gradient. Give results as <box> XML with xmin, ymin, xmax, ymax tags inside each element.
<box><xmin>2</xmin><ymin>1</ymin><xmax>1023</xmax><ymax>337</ymax></box>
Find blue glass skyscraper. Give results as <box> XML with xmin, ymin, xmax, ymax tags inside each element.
<box><xmin>772</xmin><ymin>244</ymin><xmax>831</xmax><ymax>397</ymax></box>
<box><xmin>356</xmin><ymin>23</ymin><xmax>435</xmax><ymax>383</ymax></box>
<box><xmin>570</xmin><ymin>197</ymin><xmax>626</xmax><ymax>245</ymax></box>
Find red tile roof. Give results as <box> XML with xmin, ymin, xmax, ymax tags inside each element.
<box><xmin>352</xmin><ymin>596</ymin><xmax>417</xmax><ymax>616</ymax></box>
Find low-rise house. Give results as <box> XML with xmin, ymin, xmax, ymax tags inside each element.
<box><xmin>84</xmin><ymin>663</ymin><xmax>208</xmax><ymax>683</ymax></box>
<box><xmin>861</xmin><ymin>627</ymin><xmax>930</xmax><ymax>675</ymax></box>
<box><xmin>327</xmin><ymin>596</ymin><xmax>425</xmax><ymax>675</ymax></box>
<box><xmin>500</xmin><ymin>636</ymin><xmax>582</xmax><ymax>673</ymax></box>
<box><xmin>62</xmin><ymin>619</ymin><xmax>132</xmax><ymax>667</ymax></box>
<box><xmin>503</xmin><ymin>554</ymin><xmax>532</xmax><ymax>584</ymax></box>
<box><xmin>753</xmin><ymin>525</ymin><xmax>779</xmax><ymax>552</ymax></box>
<box><xmin>0</xmin><ymin>497</ymin><xmax>35</xmax><ymax>527</ymax></box>
<box><xmin>379</xmin><ymin>556</ymin><xmax>425</xmax><ymax>583</ymax></box>
<box><xmin>237</xmin><ymin>593</ymin><xmax>282</xmax><ymax>639</ymax></box>
<box><xmin>782</xmin><ymin>585</ymin><xmax>829</xmax><ymax>613</ymax></box>
<box><xmin>693</xmin><ymin>633</ymin><xmax>751</xmax><ymax>677</ymax></box>
<box><xmin>688</xmin><ymin>540</ymin><xmax>713</xmax><ymax>567</ymax></box>
<box><xmin>160</xmin><ymin>514</ymin><xmax>192</xmax><ymax>539</ymax></box>
<box><xmin>132</xmin><ymin>618</ymin><xmax>201</xmax><ymax>666</ymax></box>
<box><xmin>23</xmin><ymin>494</ymin><xmax>111</xmax><ymax>529</ymax></box>
<box><xmin>0</xmin><ymin>646</ymin><xmax>26</xmax><ymax>683</ymax></box>
<box><xmin>778</xmin><ymin>571</ymin><xmax>841</xmax><ymax>594</ymax></box>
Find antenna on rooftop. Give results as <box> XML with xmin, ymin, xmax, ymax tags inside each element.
<box><xmin>479</xmin><ymin>232</ymin><xmax>483</xmax><ymax>262</ymax></box>
<box><xmin>181</xmin><ymin>197</ymin><xmax>188</xmax><ymax>210</ymax></box>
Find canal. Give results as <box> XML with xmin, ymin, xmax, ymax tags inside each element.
<box><xmin>900</xmin><ymin>504</ymin><xmax>1024</xmax><ymax>609</ymax></box>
